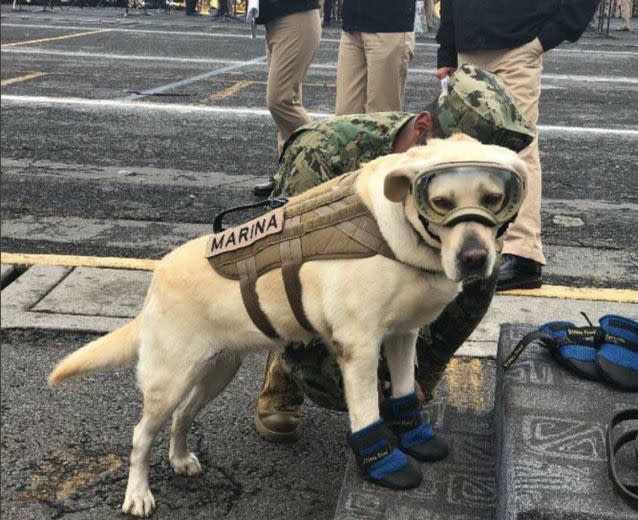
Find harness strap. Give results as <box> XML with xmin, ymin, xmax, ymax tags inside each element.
<box><xmin>313</xmin><ymin>201</ymin><xmax>392</xmax><ymax>257</ymax></box>
<box><xmin>280</xmin><ymin>216</ymin><xmax>315</xmax><ymax>334</ymax></box>
<box><xmin>237</xmin><ymin>257</ymin><xmax>280</xmax><ymax>339</ymax></box>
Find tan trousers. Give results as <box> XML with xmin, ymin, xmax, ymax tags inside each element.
<box><xmin>424</xmin><ymin>0</ymin><xmax>434</xmax><ymax>28</ymax></box>
<box><xmin>459</xmin><ymin>38</ymin><xmax>546</xmax><ymax>264</ymax></box>
<box><xmin>335</xmin><ymin>31</ymin><xmax>415</xmax><ymax>115</ymax></box>
<box><xmin>265</xmin><ymin>9</ymin><xmax>322</xmax><ymax>153</ymax></box>
<box><xmin>620</xmin><ymin>0</ymin><xmax>633</xmax><ymax>29</ymax></box>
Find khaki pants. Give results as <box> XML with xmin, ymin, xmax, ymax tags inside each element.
<box><xmin>335</xmin><ymin>31</ymin><xmax>415</xmax><ymax>114</ymax></box>
<box><xmin>424</xmin><ymin>0</ymin><xmax>434</xmax><ymax>28</ymax></box>
<box><xmin>620</xmin><ymin>0</ymin><xmax>633</xmax><ymax>29</ymax></box>
<box><xmin>265</xmin><ymin>9</ymin><xmax>322</xmax><ymax>153</ymax></box>
<box><xmin>459</xmin><ymin>38</ymin><xmax>546</xmax><ymax>264</ymax></box>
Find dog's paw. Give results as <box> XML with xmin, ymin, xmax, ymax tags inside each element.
<box><xmin>170</xmin><ymin>452</ymin><xmax>202</xmax><ymax>476</ymax></box>
<box><xmin>122</xmin><ymin>488</ymin><xmax>156</xmax><ymax>517</ymax></box>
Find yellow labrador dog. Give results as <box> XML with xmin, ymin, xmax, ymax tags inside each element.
<box><xmin>48</xmin><ymin>135</ymin><xmax>526</xmax><ymax>517</ymax></box>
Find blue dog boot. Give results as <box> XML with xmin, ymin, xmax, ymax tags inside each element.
<box><xmin>347</xmin><ymin>420</ymin><xmax>422</xmax><ymax>489</ymax></box>
<box><xmin>503</xmin><ymin>321</ymin><xmax>601</xmax><ymax>380</ymax></box>
<box><xmin>380</xmin><ymin>392</ymin><xmax>449</xmax><ymax>462</ymax></box>
<box><xmin>598</xmin><ymin>315</ymin><xmax>638</xmax><ymax>391</ymax></box>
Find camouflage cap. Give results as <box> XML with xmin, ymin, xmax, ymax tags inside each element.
<box><xmin>436</xmin><ymin>64</ymin><xmax>536</xmax><ymax>152</ymax></box>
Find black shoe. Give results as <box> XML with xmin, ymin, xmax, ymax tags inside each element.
<box><xmin>253</xmin><ymin>178</ymin><xmax>275</xmax><ymax>197</ymax></box>
<box><xmin>497</xmin><ymin>254</ymin><xmax>542</xmax><ymax>290</ymax></box>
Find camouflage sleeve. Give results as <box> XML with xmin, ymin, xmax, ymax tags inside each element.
<box><xmin>273</xmin><ymin>144</ymin><xmax>334</xmax><ymax>198</ymax></box>
<box><xmin>414</xmin><ymin>268</ymin><xmax>498</xmax><ymax>399</ymax></box>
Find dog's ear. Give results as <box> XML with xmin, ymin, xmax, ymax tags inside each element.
<box><xmin>384</xmin><ymin>169</ymin><xmax>413</xmax><ymax>202</ymax></box>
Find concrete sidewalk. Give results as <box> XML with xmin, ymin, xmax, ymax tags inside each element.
<box><xmin>2</xmin><ymin>263</ymin><xmax>636</xmax><ymax>357</ymax></box>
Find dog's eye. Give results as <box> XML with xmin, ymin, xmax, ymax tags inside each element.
<box><xmin>431</xmin><ymin>197</ymin><xmax>455</xmax><ymax>213</ymax></box>
<box><xmin>481</xmin><ymin>193</ymin><xmax>503</xmax><ymax>208</ymax></box>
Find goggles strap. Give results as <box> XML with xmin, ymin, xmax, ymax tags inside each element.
<box><xmin>416</xmin><ymin>216</ymin><xmax>442</xmax><ymax>248</ymax></box>
<box><xmin>496</xmin><ymin>212</ymin><xmax>519</xmax><ymax>238</ymax></box>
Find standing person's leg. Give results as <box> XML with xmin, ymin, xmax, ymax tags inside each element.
<box><xmin>459</xmin><ymin>38</ymin><xmax>546</xmax><ymax>271</ymax></box>
<box><xmin>619</xmin><ymin>0</ymin><xmax>633</xmax><ymax>30</ymax></box>
<box><xmin>362</xmin><ymin>32</ymin><xmax>415</xmax><ymax>112</ymax></box>
<box><xmin>323</xmin><ymin>0</ymin><xmax>332</xmax><ymax>26</ymax></box>
<box><xmin>265</xmin><ymin>9</ymin><xmax>322</xmax><ymax>153</ymax></box>
<box><xmin>255</xmin><ymin>351</ymin><xmax>305</xmax><ymax>442</ymax></box>
<box><xmin>254</xmin><ymin>148</ymin><xmax>331</xmax><ymax>442</ymax></box>
<box><xmin>335</xmin><ymin>31</ymin><xmax>368</xmax><ymax>114</ymax></box>
<box><xmin>424</xmin><ymin>0</ymin><xmax>434</xmax><ymax>29</ymax></box>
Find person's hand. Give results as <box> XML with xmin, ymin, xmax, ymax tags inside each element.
<box><xmin>436</xmin><ymin>67</ymin><xmax>456</xmax><ymax>80</ymax></box>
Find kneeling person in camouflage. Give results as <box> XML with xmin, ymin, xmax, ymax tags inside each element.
<box><xmin>255</xmin><ymin>64</ymin><xmax>536</xmax><ymax>445</ymax></box>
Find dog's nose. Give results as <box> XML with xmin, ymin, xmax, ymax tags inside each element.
<box><xmin>459</xmin><ymin>248</ymin><xmax>488</xmax><ymax>272</ymax></box>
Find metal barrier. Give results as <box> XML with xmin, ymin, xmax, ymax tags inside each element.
<box><xmin>592</xmin><ymin>0</ymin><xmax>636</xmax><ymax>36</ymax></box>
<box><xmin>594</xmin><ymin>0</ymin><xmax>618</xmax><ymax>36</ymax></box>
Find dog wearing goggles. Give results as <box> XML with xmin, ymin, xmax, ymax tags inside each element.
<box><xmin>48</xmin><ymin>134</ymin><xmax>526</xmax><ymax>517</ymax></box>
<box><xmin>384</xmin><ymin>142</ymin><xmax>526</xmax><ymax>283</ymax></box>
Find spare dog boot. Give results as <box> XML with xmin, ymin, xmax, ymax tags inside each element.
<box><xmin>381</xmin><ymin>392</ymin><xmax>449</xmax><ymax>462</ymax></box>
<box><xmin>598</xmin><ymin>315</ymin><xmax>638</xmax><ymax>391</ymax></box>
<box><xmin>254</xmin><ymin>352</ymin><xmax>304</xmax><ymax>442</ymax></box>
<box><xmin>347</xmin><ymin>420</ymin><xmax>422</xmax><ymax>489</ymax></box>
<box><xmin>503</xmin><ymin>321</ymin><xmax>601</xmax><ymax>380</ymax></box>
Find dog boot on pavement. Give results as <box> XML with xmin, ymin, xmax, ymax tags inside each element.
<box><xmin>254</xmin><ymin>352</ymin><xmax>304</xmax><ymax>442</ymax></box>
<box><xmin>348</xmin><ymin>420</ymin><xmax>422</xmax><ymax>489</ymax></box>
<box><xmin>598</xmin><ymin>315</ymin><xmax>638</xmax><ymax>391</ymax></box>
<box><xmin>381</xmin><ymin>392</ymin><xmax>449</xmax><ymax>462</ymax></box>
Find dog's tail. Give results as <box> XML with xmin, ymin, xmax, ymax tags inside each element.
<box><xmin>48</xmin><ymin>317</ymin><xmax>141</xmax><ymax>386</ymax></box>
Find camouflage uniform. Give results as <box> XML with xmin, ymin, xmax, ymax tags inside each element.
<box><xmin>257</xmin><ymin>64</ymin><xmax>536</xmax><ymax>414</ymax></box>
<box><xmin>272</xmin><ymin>112</ymin><xmax>413</xmax><ymax>197</ymax></box>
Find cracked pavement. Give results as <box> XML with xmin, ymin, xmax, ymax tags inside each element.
<box><xmin>1</xmin><ymin>329</ymin><xmax>349</xmax><ymax>519</ymax></box>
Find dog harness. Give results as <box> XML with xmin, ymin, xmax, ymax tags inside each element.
<box><xmin>206</xmin><ymin>171</ymin><xmax>396</xmax><ymax>339</ymax></box>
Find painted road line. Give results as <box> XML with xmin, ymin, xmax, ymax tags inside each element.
<box><xmin>1</xmin><ymin>48</ymin><xmax>249</xmax><ymax>65</ymax></box>
<box><xmin>200</xmin><ymin>79</ymin><xmax>336</xmax><ymax>103</ymax></box>
<box><xmin>2</xmin><ymin>251</ymin><xmax>637</xmax><ymax>303</ymax></box>
<box><xmin>312</xmin><ymin>63</ymin><xmax>638</xmax><ymax>84</ymax></box>
<box><xmin>201</xmin><ymin>80</ymin><xmax>254</xmax><ymax>103</ymax></box>
<box><xmin>1</xmin><ymin>29</ymin><xmax>110</xmax><ymax>48</ymax></box>
<box><xmin>0</xmin><ymin>71</ymin><xmax>47</xmax><ymax>86</ymax></box>
<box><xmin>123</xmin><ymin>55</ymin><xmax>266</xmax><ymax>100</ymax></box>
<box><xmin>3</xmin><ymin>48</ymin><xmax>638</xmax><ymax>86</ymax></box>
<box><xmin>499</xmin><ymin>285</ymin><xmax>638</xmax><ymax>304</ymax></box>
<box><xmin>4</xmin><ymin>95</ymin><xmax>638</xmax><ymax>137</ymax></box>
<box><xmin>3</xmin><ymin>23</ymin><xmax>638</xmax><ymax>56</ymax></box>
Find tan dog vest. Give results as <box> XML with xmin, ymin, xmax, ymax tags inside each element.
<box><xmin>206</xmin><ymin>171</ymin><xmax>395</xmax><ymax>339</ymax></box>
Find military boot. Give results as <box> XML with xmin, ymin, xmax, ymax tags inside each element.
<box><xmin>254</xmin><ymin>352</ymin><xmax>304</xmax><ymax>442</ymax></box>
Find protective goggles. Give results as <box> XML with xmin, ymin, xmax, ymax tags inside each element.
<box><xmin>412</xmin><ymin>161</ymin><xmax>526</xmax><ymax>230</ymax></box>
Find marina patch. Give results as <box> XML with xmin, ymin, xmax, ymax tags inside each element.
<box><xmin>206</xmin><ymin>207</ymin><xmax>285</xmax><ymax>258</ymax></box>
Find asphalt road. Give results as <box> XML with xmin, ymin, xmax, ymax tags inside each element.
<box><xmin>2</xmin><ymin>6</ymin><xmax>638</xmax><ymax>286</ymax></box>
<box><xmin>1</xmin><ymin>6</ymin><xmax>637</xmax><ymax>520</ymax></box>
<box><xmin>1</xmin><ymin>329</ymin><xmax>349</xmax><ymax>520</ymax></box>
